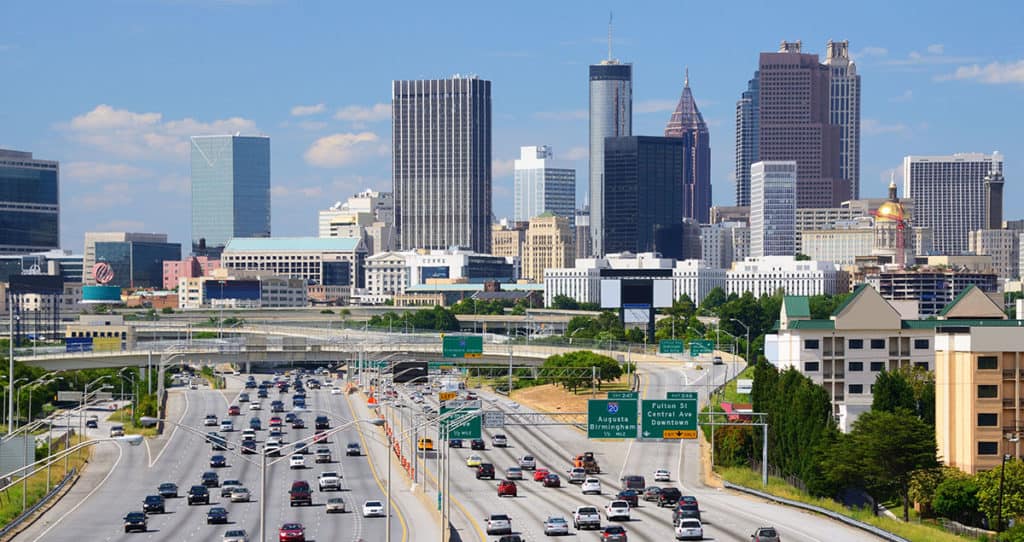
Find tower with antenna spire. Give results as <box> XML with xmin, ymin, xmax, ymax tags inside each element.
<box><xmin>665</xmin><ymin>68</ymin><xmax>712</xmax><ymax>223</ymax></box>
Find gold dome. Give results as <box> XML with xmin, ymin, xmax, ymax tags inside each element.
<box><xmin>875</xmin><ymin>201</ymin><xmax>905</xmax><ymax>221</ymax></box>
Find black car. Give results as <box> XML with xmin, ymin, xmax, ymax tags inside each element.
<box><xmin>476</xmin><ymin>463</ymin><xmax>496</xmax><ymax>480</ymax></box>
<box><xmin>201</xmin><ymin>471</ymin><xmax>220</xmax><ymax>487</ymax></box>
<box><xmin>616</xmin><ymin>489</ymin><xmax>640</xmax><ymax>507</ymax></box>
<box><xmin>285</xmin><ymin>412</ymin><xmax>297</xmax><ymax>423</ymax></box>
<box><xmin>157</xmin><ymin>482</ymin><xmax>178</xmax><ymax>498</ymax></box>
<box><xmin>206</xmin><ymin>506</ymin><xmax>229</xmax><ymax>524</ymax></box>
<box><xmin>142</xmin><ymin>495</ymin><xmax>165</xmax><ymax>514</ymax></box>
<box><xmin>294</xmin><ymin>441</ymin><xmax>309</xmax><ymax>455</ymax></box>
<box><xmin>315</xmin><ymin>415</ymin><xmax>330</xmax><ymax>430</ymax></box>
<box><xmin>241</xmin><ymin>439</ymin><xmax>257</xmax><ymax>454</ymax></box>
<box><xmin>85</xmin><ymin>416</ymin><xmax>99</xmax><ymax>428</ymax></box>
<box><xmin>672</xmin><ymin>502</ymin><xmax>701</xmax><ymax>523</ymax></box>
<box><xmin>470</xmin><ymin>439</ymin><xmax>486</xmax><ymax>450</ymax></box>
<box><xmin>257</xmin><ymin>389</ymin><xmax>269</xmax><ymax>398</ymax></box>
<box><xmin>292</xmin><ymin>418</ymin><xmax>305</xmax><ymax>429</ymax></box>
<box><xmin>659</xmin><ymin>487</ymin><xmax>682</xmax><ymax>507</ymax></box>
<box><xmin>123</xmin><ymin>511</ymin><xmax>147</xmax><ymax>533</ymax></box>
<box><xmin>187</xmin><ymin>485</ymin><xmax>209</xmax><ymax>505</ymax></box>
<box><xmin>448</xmin><ymin>439</ymin><xmax>463</xmax><ymax>448</ymax></box>
<box><xmin>210</xmin><ymin>454</ymin><xmax>227</xmax><ymax>468</ymax></box>
<box><xmin>346</xmin><ymin>442</ymin><xmax>362</xmax><ymax>456</ymax></box>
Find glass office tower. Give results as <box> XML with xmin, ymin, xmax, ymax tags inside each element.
<box><xmin>0</xmin><ymin>149</ymin><xmax>59</xmax><ymax>255</ymax></box>
<box><xmin>190</xmin><ymin>135</ymin><xmax>270</xmax><ymax>258</ymax></box>
<box><xmin>589</xmin><ymin>61</ymin><xmax>632</xmax><ymax>256</ymax></box>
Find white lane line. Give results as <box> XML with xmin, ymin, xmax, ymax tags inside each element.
<box><xmin>30</xmin><ymin>442</ymin><xmax>125</xmax><ymax>542</ymax></box>
<box><xmin>149</xmin><ymin>389</ymin><xmax>191</xmax><ymax>468</ymax></box>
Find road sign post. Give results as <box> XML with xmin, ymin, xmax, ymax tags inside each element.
<box><xmin>587</xmin><ymin>399</ymin><xmax>638</xmax><ymax>439</ymax></box>
<box><xmin>440</xmin><ymin>401</ymin><xmax>482</xmax><ymax>439</ymax></box>
<box><xmin>641</xmin><ymin>398</ymin><xmax>698</xmax><ymax>439</ymax></box>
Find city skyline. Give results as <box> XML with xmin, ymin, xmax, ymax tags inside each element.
<box><xmin>0</xmin><ymin>1</ymin><xmax>1020</xmax><ymax>251</ymax></box>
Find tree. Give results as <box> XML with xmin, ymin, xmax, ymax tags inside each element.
<box><xmin>699</xmin><ymin>287</ymin><xmax>727</xmax><ymax>313</ymax></box>
<box><xmin>550</xmin><ymin>295</ymin><xmax>580</xmax><ymax>310</ymax></box>
<box><xmin>976</xmin><ymin>459</ymin><xmax>1024</xmax><ymax>529</ymax></box>
<box><xmin>872</xmin><ymin>370</ymin><xmax>916</xmax><ymax>414</ymax></box>
<box><xmin>933</xmin><ymin>475</ymin><xmax>980</xmax><ymax>525</ymax></box>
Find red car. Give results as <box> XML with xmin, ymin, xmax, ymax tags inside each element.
<box><xmin>533</xmin><ymin>468</ymin><xmax>550</xmax><ymax>482</ymax></box>
<box><xmin>542</xmin><ymin>473</ymin><xmax>561</xmax><ymax>488</ymax></box>
<box><xmin>279</xmin><ymin>522</ymin><xmax>305</xmax><ymax>542</ymax></box>
<box><xmin>269</xmin><ymin>416</ymin><xmax>283</xmax><ymax>427</ymax></box>
<box><xmin>497</xmin><ymin>480</ymin><xmax>517</xmax><ymax>497</ymax></box>
<box><xmin>228</xmin><ymin>406</ymin><xmax>240</xmax><ymax>416</ymax></box>
<box><xmin>313</xmin><ymin>430</ymin><xmax>327</xmax><ymax>443</ymax></box>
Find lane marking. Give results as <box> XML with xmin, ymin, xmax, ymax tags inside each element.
<box><xmin>30</xmin><ymin>441</ymin><xmax>125</xmax><ymax>542</ymax></box>
<box><xmin>616</xmin><ymin>371</ymin><xmax>649</xmax><ymax>483</ymax></box>
<box><xmin>148</xmin><ymin>389</ymin><xmax>190</xmax><ymax>468</ymax></box>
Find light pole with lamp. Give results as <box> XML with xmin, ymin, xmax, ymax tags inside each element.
<box><xmin>998</xmin><ymin>432</ymin><xmax>1020</xmax><ymax>533</ymax></box>
<box><xmin>80</xmin><ymin>375</ymin><xmax>111</xmax><ymax>450</ymax></box>
<box><xmin>8</xmin><ymin>377</ymin><xmax>27</xmax><ymax>430</ymax></box>
<box><xmin>730</xmin><ymin>318</ymin><xmax>751</xmax><ymax>379</ymax></box>
<box><xmin>7</xmin><ymin>298</ymin><xmax>16</xmax><ymax>435</ymax></box>
<box><xmin>119</xmin><ymin>368</ymin><xmax>137</xmax><ymax>423</ymax></box>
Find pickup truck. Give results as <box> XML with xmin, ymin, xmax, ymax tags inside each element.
<box><xmin>572</xmin><ymin>506</ymin><xmax>601</xmax><ymax>530</ymax></box>
<box><xmin>318</xmin><ymin>471</ymin><xmax>342</xmax><ymax>491</ymax></box>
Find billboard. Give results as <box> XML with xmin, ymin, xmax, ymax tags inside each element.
<box><xmin>601</xmin><ymin>278</ymin><xmax>673</xmax><ymax>309</ymax></box>
<box><xmin>600</xmin><ymin>279</ymin><xmax>621</xmax><ymax>309</ymax></box>
<box><xmin>391</xmin><ymin>361</ymin><xmax>428</xmax><ymax>383</ymax></box>
<box><xmin>8</xmin><ymin>274</ymin><xmax>63</xmax><ymax>294</ymax></box>
<box><xmin>204</xmin><ymin>280</ymin><xmax>260</xmax><ymax>300</ymax></box>
<box><xmin>420</xmin><ymin>266</ymin><xmax>450</xmax><ymax>282</ymax></box>
<box><xmin>82</xmin><ymin>285</ymin><xmax>122</xmax><ymax>304</ymax></box>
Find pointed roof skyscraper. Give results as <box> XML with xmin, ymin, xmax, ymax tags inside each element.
<box><xmin>665</xmin><ymin>68</ymin><xmax>708</xmax><ymax>137</ymax></box>
<box><xmin>664</xmin><ymin>69</ymin><xmax>713</xmax><ymax>224</ymax></box>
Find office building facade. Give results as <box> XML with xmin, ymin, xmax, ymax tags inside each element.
<box><xmin>522</xmin><ymin>215</ymin><xmax>573</xmax><ymax>283</ymax></box>
<box><xmin>664</xmin><ymin>72</ymin><xmax>712</xmax><ymax>224</ymax></box>
<box><xmin>0</xmin><ymin>149</ymin><xmax>59</xmax><ymax>255</ymax></box>
<box><xmin>589</xmin><ymin>61</ymin><xmax>632</xmax><ymax>255</ymax></box>
<box><xmin>970</xmin><ymin>229</ymin><xmax>1020</xmax><ymax>280</ymax></box>
<box><xmin>734</xmin><ymin>73</ymin><xmax>759</xmax><ymax>207</ymax></box>
<box><xmin>190</xmin><ymin>135</ymin><xmax>271</xmax><ymax>258</ymax></box>
<box><xmin>727</xmin><ymin>256</ymin><xmax>840</xmax><ymax>297</ymax></box>
<box><xmin>701</xmin><ymin>222</ymin><xmax>750</xmax><ymax>270</ymax></box>
<box><xmin>750</xmin><ymin>161</ymin><xmax>797</xmax><ymax>258</ymax></box>
<box><xmin>318</xmin><ymin>190</ymin><xmax>395</xmax><ymax>256</ymax></box>
<box><xmin>392</xmin><ymin>76</ymin><xmax>492</xmax><ymax>253</ymax></box>
<box><xmin>825</xmin><ymin>40</ymin><xmax>861</xmax><ymax>199</ymax></box>
<box><xmin>872</xmin><ymin>268</ymin><xmax>1000</xmax><ymax>317</ymax></box>
<box><xmin>513</xmin><ymin>146</ymin><xmax>575</xmax><ymax>227</ymax></box>
<box><xmin>83</xmin><ymin>232</ymin><xmax>172</xmax><ymax>285</ymax></box>
<box><xmin>903</xmin><ymin>153</ymin><xmax>1004</xmax><ymax>255</ymax></box>
<box><xmin>221</xmin><ymin>237</ymin><xmax>366</xmax><ymax>289</ymax></box>
<box><xmin>94</xmin><ymin>240</ymin><xmax>181</xmax><ymax>289</ymax></box>
<box><xmin>574</xmin><ymin>206</ymin><xmax>592</xmax><ymax>260</ymax></box>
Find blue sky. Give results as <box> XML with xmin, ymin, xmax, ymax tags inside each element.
<box><xmin>1</xmin><ymin>0</ymin><xmax>1021</xmax><ymax>252</ymax></box>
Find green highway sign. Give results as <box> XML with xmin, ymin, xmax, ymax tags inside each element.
<box><xmin>442</xmin><ymin>335</ymin><xmax>484</xmax><ymax>358</ymax></box>
<box><xmin>659</xmin><ymin>339</ymin><xmax>684</xmax><ymax>354</ymax></box>
<box><xmin>667</xmin><ymin>391</ymin><xmax>699</xmax><ymax>400</ymax></box>
<box><xmin>607</xmin><ymin>391</ymin><xmax>639</xmax><ymax>399</ymax></box>
<box><xmin>440</xmin><ymin>406</ymin><xmax>482</xmax><ymax>439</ymax></box>
<box><xmin>428</xmin><ymin>362</ymin><xmax>455</xmax><ymax>371</ymax></box>
<box><xmin>587</xmin><ymin>399</ymin><xmax>638</xmax><ymax>439</ymax></box>
<box><xmin>641</xmin><ymin>399</ymin><xmax>698</xmax><ymax>439</ymax></box>
<box><xmin>689</xmin><ymin>339</ymin><xmax>715</xmax><ymax>356</ymax></box>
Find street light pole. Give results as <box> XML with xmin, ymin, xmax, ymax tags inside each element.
<box><xmin>998</xmin><ymin>432</ymin><xmax>1020</xmax><ymax>533</ymax></box>
<box><xmin>8</xmin><ymin>297</ymin><xmax>15</xmax><ymax>435</ymax></box>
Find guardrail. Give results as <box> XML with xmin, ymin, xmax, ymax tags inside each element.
<box><xmin>722</xmin><ymin>481</ymin><xmax>910</xmax><ymax>542</ymax></box>
<box><xmin>0</xmin><ymin>468</ymin><xmax>77</xmax><ymax>539</ymax></box>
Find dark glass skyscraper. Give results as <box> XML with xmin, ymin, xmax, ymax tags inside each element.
<box><xmin>735</xmin><ymin>72</ymin><xmax>759</xmax><ymax>207</ymax></box>
<box><xmin>0</xmin><ymin>149</ymin><xmax>59</xmax><ymax>255</ymax></box>
<box><xmin>589</xmin><ymin>61</ymin><xmax>632</xmax><ymax>256</ymax></box>
<box><xmin>664</xmin><ymin>71</ymin><xmax>712</xmax><ymax>224</ymax></box>
<box><xmin>95</xmin><ymin>240</ymin><xmax>181</xmax><ymax>288</ymax></box>
<box><xmin>603</xmin><ymin>136</ymin><xmax>685</xmax><ymax>259</ymax></box>
<box><xmin>392</xmin><ymin>76</ymin><xmax>492</xmax><ymax>253</ymax></box>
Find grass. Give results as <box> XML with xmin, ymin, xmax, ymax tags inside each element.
<box><xmin>0</xmin><ymin>435</ymin><xmax>90</xmax><ymax>528</ymax></box>
<box><xmin>107</xmin><ymin>408</ymin><xmax>159</xmax><ymax>438</ymax></box>
<box><xmin>718</xmin><ymin>467</ymin><xmax>973</xmax><ymax>542</ymax></box>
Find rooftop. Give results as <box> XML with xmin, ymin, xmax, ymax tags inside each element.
<box><xmin>224</xmin><ymin>237</ymin><xmax>362</xmax><ymax>252</ymax></box>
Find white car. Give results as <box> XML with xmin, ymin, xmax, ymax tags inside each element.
<box><xmin>222</xmin><ymin>529</ymin><xmax>249</xmax><ymax>542</ymax></box>
<box><xmin>204</xmin><ymin>415</ymin><xmax>218</xmax><ymax>427</ymax></box>
<box><xmin>362</xmin><ymin>500</ymin><xmax>384</xmax><ymax>517</ymax></box>
<box><xmin>506</xmin><ymin>467</ymin><xmax>523</xmax><ymax>480</ymax></box>
<box><xmin>654</xmin><ymin>469</ymin><xmax>671</xmax><ymax>482</ymax></box>
<box><xmin>266</xmin><ymin>436</ymin><xmax>283</xmax><ymax>448</ymax></box>
<box><xmin>581</xmin><ymin>478</ymin><xmax>601</xmax><ymax>495</ymax></box>
<box><xmin>330</xmin><ymin>387</ymin><xmax>342</xmax><ymax>395</ymax></box>
<box><xmin>325</xmin><ymin>497</ymin><xmax>346</xmax><ymax>513</ymax></box>
<box><xmin>605</xmin><ymin>500</ymin><xmax>631</xmax><ymax>521</ymax></box>
<box><xmin>518</xmin><ymin>455</ymin><xmax>536</xmax><ymax>470</ymax></box>
<box><xmin>289</xmin><ymin>455</ymin><xmax>305</xmax><ymax>469</ymax></box>
<box><xmin>230</xmin><ymin>487</ymin><xmax>251</xmax><ymax>502</ymax></box>
<box><xmin>675</xmin><ymin>518</ymin><xmax>704</xmax><ymax>540</ymax></box>
<box><xmin>249</xmin><ymin>403</ymin><xmax>261</xmax><ymax>410</ymax></box>
<box><xmin>318</xmin><ymin>471</ymin><xmax>341</xmax><ymax>491</ymax></box>
<box><xmin>220</xmin><ymin>420</ymin><xmax>234</xmax><ymax>432</ymax></box>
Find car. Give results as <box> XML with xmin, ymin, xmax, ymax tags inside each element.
<box><xmin>267</xmin><ymin>436</ymin><xmax>283</xmax><ymax>448</ymax></box>
<box><xmin>204</xmin><ymin>414</ymin><xmax>219</xmax><ymax>426</ymax></box>
<box><xmin>518</xmin><ymin>455</ymin><xmax>536</xmax><ymax>470</ymax></box>
<box><xmin>239</xmin><ymin>392</ymin><xmax>251</xmax><ymax>402</ymax></box>
<box><xmin>284</xmin><ymin>412</ymin><xmax>297</xmax><ymax>423</ymax></box>
<box><xmin>230</xmin><ymin>487</ymin><xmax>251</xmax><ymax>503</ymax></box>
<box><xmin>294</xmin><ymin>441</ymin><xmax>309</xmax><ymax>455</ymax></box>
<box><xmin>289</xmin><ymin>455</ymin><xmax>306</xmax><ymax>469</ymax></box>
<box><xmin>110</xmin><ymin>425</ymin><xmax>125</xmax><ymax>437</ymax></box>
<box><xmin>573</xmin><ymin>506</ymin><xmax>601</xmax><ymax>530</ymax></box>
<box><xmin>672</xmin><ymin>502</ymin><xmax>701</xmax><ymax>523</ymax></box>
<box><xmin>581</xmin><ymin>478</ymin><xmax>601</xmax><ymax>495</ymax></box>
<box><xmin>713</xmin><ymin>356</ymin><xmax>724</xmax><ymax>365</ymax></box>
<box><xmin>270</xmin><ymin>401</ymin><xmax>285</xmax><ymax>413</ymax></box>
<box><xmin>506</xmin><ymin>466</ymin><xmax>523</xmax><ymax>480</ymax></box>
<box><xmin>417</xmin><ymin>437</ymin><xmax>433</xmax><ymax>451</ymax></box>
<box><xmin>313</xmin><ymin>430</ymin><xmax>327</xmax><ymax>444</ymax></box>
<box><xmin>187</xmin><ymin>485</ymin><xmax>210</xmax><ymax>505</ymax></box>
<box><xmin>659</xmin><ymin>487</ymin><xmax>683</xmax><ymax>507</ymax></box>
<box><xmin>621</xmin><ymin>475</ymin><xmax>646</xmax><ymax>490</ymax></box>
<box><xmin>269</xmin><ymin>416</ymin><xmax>283</xmax><ymax>427</ymax></box>
<box><xmin>315</xmin><ymin>415</ymin><xmax>330</xmax><ymax>430</ymax></box>
<box><xmin>85</xmin><ymin>415</ymin><xmax>99</xmax><ymax>428</ymax></box>
<box><xmin>318</xmin><ymin>471</ymin><xmax>342</xmax><ymax>491</ymax></box>
<box><xmin>362</xmin><ymin>500</ymin><xmax>385</xmax><ymax>517</ymax></box>
<box><xmin>542</xmin><ymin>473</ymin><xmax>562</xmax><ymax>488</ymax></box>
<box><xmin>207</xmin><ymin>506</ymin><xmax>229</xmax><ymax>524</ymax></box>
<box><xmin>249</xmin><ymin>402</ymin><xmax>262</xmax><ymax>410</ymax></box>
<box><xmin>158</xmin><ymin>482</ymin><xmax>178</xmax><ymax>498</ymax></box>
<box><xmin>466</xmin><ymin>454</ymin><xmax>483</xmax><ymax>467</ymax></box>
<box><xmin>142</xmin><ymin>495</ymin><xmax>165</xmax><ymax>514</ymax></box>
<box><xmin>675</xmin><ymin>518</ymin><xmax>704</xmax><ymax>540</ymax></box>
<box><xmin>492</xmin><ymin>433</ymin><xmax>508</xmax><ymax>447</ymax></box>
<box><xmin>330</xmin><ymin>387</ymin><xmax>342</xmax><ymax>395</ymax></box>
<box><xmin>642</xmin><ymin>486</ymin><xmax>662</xmax><ymax>502</ymax></box>
<box><xmin>654</xmin><ymin>469</ymin><xmax>671</xmax><ymax>482</ymax></box>
<box><xmin>210</xmin><ymin>454</ymin><xmax>228</xmax><ymax>468</ymax></box>
<box><xmin>202</xmin><ymin>471</ymin><xmax>220</xmax><ymax>487</ymax></box>
<box><xmin>751</xmin><ymin>527</ymin><xmax>781</xmax><ymax>542</ymax></box>
<box><xmin>289</xmin><ymin>481</ymin><xmax>312</xmax><ymax>507</ymax></box>
<box><xmin>123</xmin><ymin>511</ymin><xmax>147</xmax><ymax>533</ymax></box>
<box><xmin>257</xmin><ymin>389</ymin><xmax>268</xmax><ymax>399</ymax></box>
<box><xmin>533</xmin><ymin>468</ymin><xmax>551</xmax><ymax>481</ymax></box>
<box><xmin>241</xmin><ymin>439</ymin><xmax>257</xmax><ymax>455</ymax></box>
<box><xmin>497</xmin><ymin>479</ymin><xmax>517</xmax><ymax>497</ymax></box>
<box><xmin>291</xmin><ymin>418</ymin><xmax>305</xmax><ymax>429</ymax></box>
<box><xmin>448</xmin><ymin>439</ymin><xmax>463</xmax><ymax>448</ymax></box>
<box><xmin>278</xmin><ymin>522</ymin><xmax>306</xmax><ymax>542</ymax></box>
<box><xmin>470</xmin><ymin>438</ymin><xmax>486</xmax><ymax>450</ymax></box>
<box><xmin>680</xmin><ymin>495</ymin><xmax>698</xmax><ymax>506</ymax></box>
<box><xmin>485</xmin><ymin>513</ymin><xmax>512</xmax><ymax>535</ymax></box>
<box><xmin>616</xmin><ymin>489</ymin><xmax>640</xmax><ymax>507</ymax></box>
<box><xmin>249</xmin><ymin>417</ymin><xmax>262</xmax><ymax>430</ymax></box>
<box><xmin>223</xmin><ymin>528</ymin><xmax>249</xmax><ymax>542</ymax></box>
<box><xmin>543</xmin><ymin>515</ymin><xmax>570</xmax><ymax>536</ymax></box>
<box><xmin>210</xmin><ymin>434</ymin><xmax>228</xmax><ymax>451</ymax></box>
<box><xmin>601</xmin><ymin>525</ymin><xmax>628</xmax><ymax>541</ymax></box>
<box><xmin>326</xmin><ymin>497</ymin><xmax>347</xmax><ymax>513</ymax></box>
<box><xmin>605</xmin><ymin>500</ymin><xmax>631</xmax><ymax>521</ymax></box>
<box><xmin>498</xmin><ymin>536</ymin><xmax>525</xmax><ymax>542</ymax></box>
<box><xmin>346</xmin><ymin>442</ymin><xmax>361</xmax><ymax>456</ymax></box>
<box><xmin>190</xmin><ymin>382</ymin><xmax>199</xmax><ymax>390</ymax></box>
<box><xmin>466</xmin><ymin>391</ymin><xmax>478</xmax><ymax>400</ymax></box>
<box><xmin>315</xmin><ymin>448</ymin><xmax>332</xmax><ymax>463</ymax></box>
<box><xmin>476</xmin><ymin>463</ymin><xmax>495</xmax><ymax>480</ymax></box>
<box><xmin>228</xmin><ymin>405</ymin><xmax>241</xmax><ymax>416</ymax></box>
<box><xmin>220</xmin><ymin>419</ymin><xmax>234</xmax><ymax>432</ymax></box>
<box><xmin>568</xmin><ymin>467</ymin><xmax>587</xmax><ymax>484</ymax></box>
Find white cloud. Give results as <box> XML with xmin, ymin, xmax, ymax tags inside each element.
<box><xmin>862</xmin><ymin>118</ymin><xmax>908</xmax><ymax>135</ymax></box>
<box><xmin>297</xmin><ymin>120</ymin><xmax>328</xmax><ymax>131</ymax></box>
<box><xmin>77</xmin><ymin>182</ymin><xmax>135</xmax><ymax>210</ymax></box>
<box><xmin>64</xmin><ymin>161</ymin><xmax>153</xmax><ymax>183</ymax></box>
<box><xmin>291</xmin><ymin>103</ymin><xmax>326</xmax><ymax>116</ymax></box>
<box><xmin>60</xmin><ymin>104</ymin><xmax>256</xmax><ymax>160</ymax></box>
<box><xmin>532</xmin><ymin>110</ymin><xmax>587</xmax><ymax>121</ymax></box>
<box><xmin>272</xmin><ymin>185</ymin><xmax>324</xmax><ymax>198</ymax></box>
<box><xmin>634</xmin><ymin>99</ymin><xmax>677</xmax><ymax>114</ymax></box>
<box><xmin>855</xmin><ymin>46</ymin><xmax>888</xmax><ymax>58</ymax></box>
<box><xmin>303</xmin><ymin>132</ymin><xmax>383</xmax><ymax>168</ymax></box>
<box><xmin>92</xmin><ymin>219</ymin><xmax>146</xmax><ymax>232</ymax></box>
<box><xmin>562</xmin><ymin>146</ymin><xmax>588</xmax><ymax>161</ymax></box>
<box><xmin>942</xmin><ymin>60</ymin><xmax>1024</xmax><ymax>84</ymax></box>
<box><xmin>157</xmin><ymin>174</ymin><xmax>190</xmax><ymax>194</ymax></box>
<box><xmin>334</xmin><ymin>104</ymin><xmax>390</xmax><ymax>123</ymax></box>
<box><xmin>927</xmin><ymin>44</ymin><xmax>945</xmax><ymax>55</ymax></box>
<box><xmin>493</xmin><ymin>159</ymin><xmax>515</xmax><ymax>178</ymax></box>
<box><xmin>890</xmin><ymin>90</ymin><xmax>914</xmax><ymax>102</ymax></box>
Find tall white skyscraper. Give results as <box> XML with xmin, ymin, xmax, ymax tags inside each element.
<box><xmin>513</xmin><ymin>146</ymin><xmax>576</xmax><ymax>227</ymax></box>
<box><xmin>825</xmin><ymin>40</ymin><xmax>861</xmax><ymax>199</ymax></box>
<box><xmin>903</xmin><ymin>152</ymin><xmax>1004</xmax><ymax>255</ymax></box>
<box><xmin>589</xmin><ymin>58</ymin><xmax>632</xmax><ymax>256</ymax></box>
<box><xmin>751</xmin><ymin>161</ymin><xmax>797</xmax><ymax>258</ymax></box>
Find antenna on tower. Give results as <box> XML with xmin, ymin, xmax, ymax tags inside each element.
<box><xmin>685</xmin><ymin>67</ymin><xmax>689</xmax><ymax>88</ymax></box>
<box><xmin>607</xmin><ymin>12</ymin><xmax>613</xmax><ymax>61</ymax></box>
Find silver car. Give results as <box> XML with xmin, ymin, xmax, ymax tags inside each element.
<box><xmin>544</xmin><ymin>515</ymin><xmax>569</xmax><ymax>536</ymax></box>
<box><xmin>230</xmin><ymin>487</ymin><xmax>251</xmax><ymax>502</ymax></box>
<box><xmin>222</xmin><ymin>529</ymin><xmax>249</xmax><ymax>542</ymax></box>
<box><xmin>326</xmin><ymin>497</ymin><xmax>347</xmax><ymax>513</ymax></box>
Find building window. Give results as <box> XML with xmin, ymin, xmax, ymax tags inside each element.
<box><xmin>804</xmin><ymin>362</ymin><xmax>820</xmax><ymax>372</ymax></box>
<box><xmin>978</xmin><ymin>356</ymin><xmax>999</xmax><ymax>370</ymax></box>
<box><xmin>849</xmin><ymin>361</ymin><xmax>864</xmax><ymax>372</ymax></box>
<box><xmin>870</xmin><ymin>361</ymin><xmax>885</xmax><ymax>372</ymax></box>
<box><xmin>914</xmin><ymin>362</ymin><xmax>929</xmax><ymax>370</ymax></box>
<box><xmin>848</xmin><ymin>384</ymin><xmax>864</xmax><ymax>394</ymax></box>
<box><xmin>977</xmin><ymin>385</ymin><xmax>999</xmax><ymax>398</ymax></box>
<box><xmin>978</xmin><ymin>413</ymin><xmax>998</xmax><ymax>427</ymax></box>
<box><xmin>978</xmin><ymin>441</ymin><xmax>999</xmax><ymax>455</ymax></box>
<box><xmin>870</xmin><ymin>338</ymin><xmax>886</xmax><ymax>349</ymax></box>
<box><xmin>849</xmin><ymin>339</ymin><xmax>863</xmax><ymax>349</ymax></box>
<box><xmin>804</xmin><ymin>339</ymin><xmax>819</xmax><ymax>350</ymax></box>
<box><xmin>914</xmin><ymin>339</ymin><xmax>929</xmax><ymax>350</ymax></box>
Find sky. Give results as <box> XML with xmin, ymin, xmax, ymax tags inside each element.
<box><xmin>1</xmin><ymin>0</ymin><xmax>1021</xmax><ymax>252</ymax></box>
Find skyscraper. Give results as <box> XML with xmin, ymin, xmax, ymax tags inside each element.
<box><xmin>603</xmin><ymin>136</ymin><xmax>685</xmax><ymax>258</ymax></box>
<box><xmin>589</xmin><ymin>51</ymin><xmax>632</xmax><ymax>256</ymax></box>
<box><xmin>825</xmin><ymin>40</ymin><xmax>861</xmax><ymax>199</ymax></box>
<box><xmin>392</xmin><ymin>76</ymin><xmax>492</xmax><ymax>253</ymax></box>
<box><xmin>985</xmin><ymin>170</ymin><xmax>1005</xmax><ymax>231</ymax></box>
<box><xmin>750</xmin><ymin>161</ymin><xmax>797</xmax><ymax>258</ymax></box>
<box><xmin>903</xmin><ymin>152</ymin><xmax>1004</xmax><ymax>255</ymax></box>
<box><xmin>751</xmin><ymin>41</ymin><xmax>844</xmax><ymax>209</ymax></box>
<box><xmin>665</xmin><ymin>70</ymin><xmax>712</xmax><ymax>224</ymax></box>
<box><xmin>735</xmin><ymin>73</ymin><xmax>759</xmax><ymax>207</ymax></box>
<box><xmin>513</xmin><ymin>146</ymin><xmax>576</xmax><ymax>227</ymax></box>
<box><xmin>0</xmin><ymin>149</ymin><xmax>59</xmax><ymax>255</ymax></box>
<box><xmin>190</xmin><ymin>135</ymin><xmax>271</xmax><ymax>258</ymax></box>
